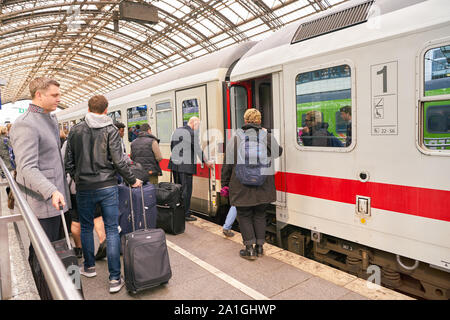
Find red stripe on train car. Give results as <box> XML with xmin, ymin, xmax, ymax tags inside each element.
<box><xmin>160</xmin><ymin>159</ymin><xmax>449</xmax><ymax>222</ymax></box>
<box><xmin>160</xmin><ymin>158</ymin><xmax>213</xmax><ymax>179</ymax></box>
<box><xmin>275</xmin><ymin>172</ymin><xmax>450</xmax><ymax>223</ymax></box>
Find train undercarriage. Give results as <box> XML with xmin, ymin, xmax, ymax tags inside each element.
<box><xmin>268</xmin><ymin>213</ymin><xmax>450</xmax><ymax>300</ymax></box>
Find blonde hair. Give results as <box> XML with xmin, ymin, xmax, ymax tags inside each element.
<box><xmin>243</xmin><ymin>108</ymin><xmax>261</xmax><ymax>124</ymax></box>
<box><xmin>0</xmin><ymin>126</ymin><xmax>6</xmax><ymax>135</ymax></box>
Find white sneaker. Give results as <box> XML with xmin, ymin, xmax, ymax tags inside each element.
<box><xmin>109</xmin><ymin>276</ymin><xmax>125</xmax><ymax>293</ymax></box>
<box><xmin>79</xmin><ymin>266</ymin><xmax>97</xmax><ymax>278</ymax></box>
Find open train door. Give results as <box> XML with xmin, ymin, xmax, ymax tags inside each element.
<box><xmin>226</xmin><ymin>74</ymin><xmax>287</xmax><ymax>245</ymax></box>
<box><xmin>175</xmin><ymin>85</ymin><xmax>212</xmax><ymax>215</ymax></box>
<box><xmin>225</xmin><ymin>75</ymin><xmax>286</xmax><ymax>209</ymax></box>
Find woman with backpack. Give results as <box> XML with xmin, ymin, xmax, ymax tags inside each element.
<box><xmin>221</xmin><ymin>109</ymin><xmax>282</xmax><ymax>260</ymax></box>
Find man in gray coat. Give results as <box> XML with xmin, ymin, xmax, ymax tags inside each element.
<box><xmin>10</xmin><ymin>77</ymin><xmax>71</xmax><ymax>299</ymax></box>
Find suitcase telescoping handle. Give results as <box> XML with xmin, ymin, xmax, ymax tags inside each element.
<box><xmin>59</xmin><ymin>204</ymin><xmax>72</xmax><ymax>250</ymax></box>
<box><xmin>128</xmin><ymin>186</ymin><xmax>147</xmax><ymax>232</ymax></box>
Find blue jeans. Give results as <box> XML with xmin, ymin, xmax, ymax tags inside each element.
<box><xmin>77</xmin><ymin>186</ymin><xmax>121</xmax><ymax>280</ymax></box>
<box><xmin>223</xmin><ymin>206</ymin><xmax>237</xmax><ymax>230</ymax></box>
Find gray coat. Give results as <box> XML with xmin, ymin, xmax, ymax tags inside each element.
<box><xmin>10</xmin><ymin>111</ymin><xmax>70</xmax><ymax>219</ymax></box>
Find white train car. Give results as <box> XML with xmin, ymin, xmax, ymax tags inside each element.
<box><xmin>57</xmin><ymin>0</ymin><xmax>450</xmax><ymax>299</ymax></box>
<box><xmin>57</xmin><ymin>41</ymin><xmax>257</xmax><ymax>216</ymax></box>
<box><xmin>229</xmin><ymin>0</ymin><xmax>450</xmax><ymax>299</ymax></box>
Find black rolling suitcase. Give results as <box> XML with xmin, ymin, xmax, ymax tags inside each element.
<box><xmin>123</xmin><ymin>187</ymin><xmax>172</xmax><ymax>294</ymax></box>
<box><xmin>156</xmin><ymin>181</ymin><xmax>185</xmax><ymax>235</ymax></box>
<box><xmin>29</xmin><ymin>206</ymin><xmax>84</xmax><ymax>300</ymax></box>
<box><xmin>156</xmin><ymin>182</ymin><xmax>182</xmax><ymax>208</ymax></box>
<box><xmin>52</xmin><ymin>206</ymin><xmax>84</xmax><ymax>298</ymax></box>
<box><xmin>157</xmin><ymin>204</ymin><xmax>185</xmax><ymax>235</ymax></box>
<box><xmin>118</xmin><ymin>183</ymin><xmax>158</xmax><ymax>235</ymax></box>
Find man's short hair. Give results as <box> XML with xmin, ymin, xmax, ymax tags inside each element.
<box><xmin>244</xmin><ymin>108</ymin><xmax>261</xmax><ymax>124</ymax></box>
<box><xmin>115</xmin><ymin>122</ymin><xmax>125</xmax><ymax>130</ymax></box>
<box><xmin>29</xmin><ymin>77</ymin><xmax>60</xmax><ymax>99</ymax></box>
<box><xmin>140</xmin><ymin>123</ymin><xmax>150</xmax><ymax>132</ymax></box>
<box><xmin>88</xmin><ymin>95</ymin><xmax>108</xmax><ymax>114</ymax></box>
<box><xmin>340</xmin><ymin>106</ymin><xmax>351</xmax><ymax>115</ymax></box>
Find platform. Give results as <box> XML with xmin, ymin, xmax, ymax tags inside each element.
<box><xmin>79</xmin><ymin>217</ymin><xmax>412</xmax><ymax>300</ymax></box>
<box><xmin>3</xmin><ymin>183</ymin><xmax>413</xmax><ymax>300</ymax></box>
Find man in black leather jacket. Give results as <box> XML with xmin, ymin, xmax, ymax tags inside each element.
<box><xmin>65</xmin><ymin>95</ymin><xmax>142</xmax><ymax>294</ymax></box>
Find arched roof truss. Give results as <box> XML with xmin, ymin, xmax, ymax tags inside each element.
<box><xmin>0</xmin><ymin>0</ymin><xmax>348</xmax><ymax>108</ymax></box>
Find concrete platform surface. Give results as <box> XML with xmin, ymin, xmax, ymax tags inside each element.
<box><xmin>80</xmin><ymin>217</ymin><xmax>412</xmax><ymax>300</ymax></box>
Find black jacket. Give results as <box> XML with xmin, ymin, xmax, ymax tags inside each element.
<box><xmin>130</xmin><ymin>132</ymin><xmax>162</xmax><ymax>176</ymax></box>
<box><xmin>168</xmin><ymin>125</ymin><xmax>206</xmax><ymax>175</ymax></box>
<box><xmin>65</xmin><ymin>119</ymin><xmax>136</xmax><ymax>191</ymax></box>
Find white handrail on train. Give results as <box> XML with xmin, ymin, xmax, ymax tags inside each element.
<box><xmin>0</xmin><ymin>158</ymin><xmax>82</xmax><ymax>300</ymax></box>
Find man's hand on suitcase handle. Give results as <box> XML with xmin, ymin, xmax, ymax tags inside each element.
<box><xmin>52</xmin><ymin>190</ymin><xmax>66</xmax><ymax>210</ymax></box>
<box><xmin>131</xmin><ymin>178</ymin><xmax>143</xmax><ymax>188</ymax></box>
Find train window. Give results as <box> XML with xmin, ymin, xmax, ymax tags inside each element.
<box><xmin>107</xmin><ymin>110</ymin><xmax>122</xmax><ymax>124</ymax></box>
<box><xmin>296</xmin><ymin>64</ymin><xmax>351</xmax><ymax>148</ymax></box>
<box><xmin>230</xmin><ymin>86</ymin><xmax>247</xmax><ymax>129</ymax></box>
<box><xmin>182</xmin><ymin>98</ymin><xmax>199</xmax><ymax>126</ymax></box>
<box><xmin>156</xmin><ymin>101</ymin><xmax>172</xmax><ymax>144</ymax></box>
<box><xmin>423</xmin><ymin>103</ymin><xmax>450</xmax><ymax>150</ymax></box>
<box><xmin>127</xmin><ymin>105</ymin><xmax>148</xmax><ymax>142</ymax></box>
<box><xmin>424</xmin><ymin>46</ymin><xmax>450</xmax><ymax>96</ymax></box>
<box><xmin>422</xmin><ymin>45</ymin><xmax>450</xmax><ymax>151</ymax></box>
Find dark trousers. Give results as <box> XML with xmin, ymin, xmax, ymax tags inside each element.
<box><xmin>236</xmin><ymin>204</ymin><xmax>268</xmax><ymax>246</ymax></box>
<box><xmin>173</xmin><ymin>171</ymin><xmax>193</xmax><ymax>217</ymax></box>
<box><xmin>28</xmin><ymin>215</ymin><xmax>62</xmax><ymax>300</ymax></box>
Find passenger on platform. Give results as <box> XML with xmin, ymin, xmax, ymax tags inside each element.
<box><xmin>6</xmin><ymin>123</ymin><xmax>12</xmax><ymax>138</ymax></box>
<box><xmin>219</xmin><ymin>186</ymin><xmax>236</xmax><ymax>237</ymax></box>
<box><xmin>300</xmin><ymin>110</ymin><xmax>343</xmax><ymax>147</ymax></box>
<box><xmin>61</xmin><ymin>140</ymin><xmax>107</xmax><ymax>260</ymax></box>
<box><xmin>0</xmin><ymin>127</ymin><xmax>13</xmax><ymax>173</ymax></box>
<box><xmin>130</xmin><ymin>123</ymin><xmax>163</xmax><ymax>185</ymax></box>
<box><xmin>221</xmin><ymin>108</ymin><xmax>282</xmax><ymax>260</ymax></box>
<box><xmin>223</xmin><ymin>206</ymin><xmax>237</xmax><ymax>237</ymax></box>
<box><xmin>128</xmin><ymin>126</ymin><xmax>137</xmax><ymax>142</ymax></box>
<box><xmin>168</xmin><ymin>116</ymin><xmax>214</xmax><ymax>221</ymax></box>
<box><xmin>59</xmin><ymin>128</ymin><xmax>67</xmax><ymax>146</ymax></box>
<box><xmin>10</xmin><ymin>77</ymin><xmax>71</xmax><ymax>299</ymax></box>
<box><xmin>339</xmin><ymin>105</ymin><xmax>352</xmax><ymax>147</ymax></box>
<box><xmin>65</xmin><ymin>94</ymin><xmax>142</xmax><ymax>294</ymax></box>
<box><xmin>115</xmin><ymin>122</ymin><xmax>132</xmax><ymax>164</ymax></box>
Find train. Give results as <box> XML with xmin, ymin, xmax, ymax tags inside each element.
<box><xmin>57</xmin><ymin>0</ymin><xmax>450</xmax><ymax>299</ymax></box>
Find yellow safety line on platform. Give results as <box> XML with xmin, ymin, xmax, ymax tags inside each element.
<box><xmin>166</xmin><ymin>240</ymin><xmax>270</xmax><ymax>300</ymax></box>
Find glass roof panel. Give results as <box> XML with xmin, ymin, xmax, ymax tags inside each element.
<box><xmin>0</xmin><ymin>0</ymin><xmax>350</xmax><ymax>108</ymax></box>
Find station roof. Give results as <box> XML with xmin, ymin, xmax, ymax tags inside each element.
<box><xmin>0</xmin><ymin>0</ymin><xmax>349</xmax><ymax>108</ymax></box>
